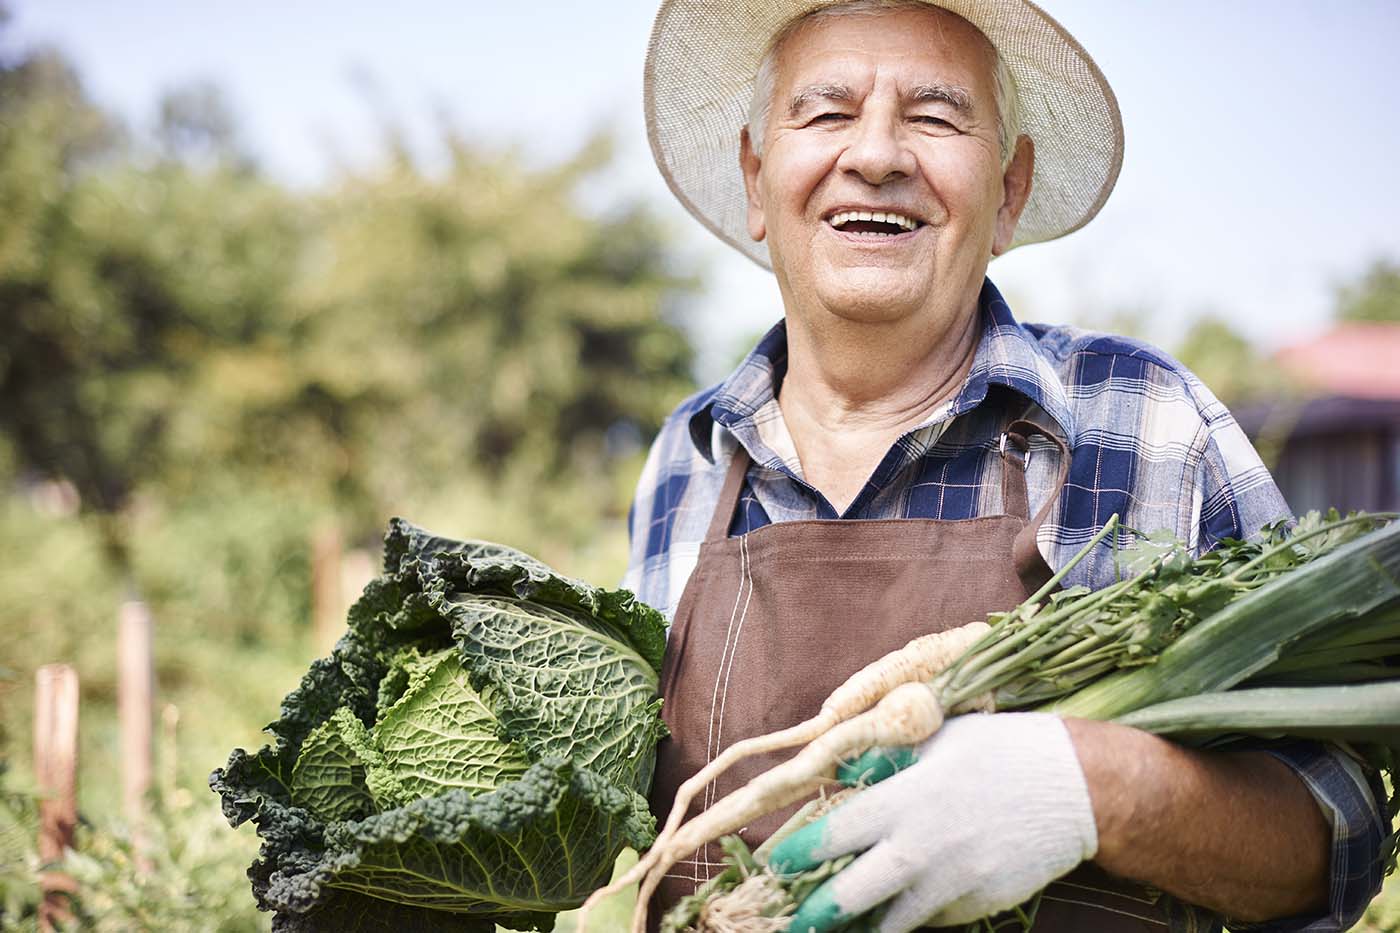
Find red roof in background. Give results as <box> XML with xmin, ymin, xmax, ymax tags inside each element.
<box><xmin>1274</xmin><ymin>323</ymin><xmax>1400</xmax><ymax>400</ymax></box>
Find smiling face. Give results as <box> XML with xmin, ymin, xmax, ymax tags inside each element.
<box><xmin>741</xmin><ymin>5</ymin><xmax>1032</xmax><ymax>334</ymax></box>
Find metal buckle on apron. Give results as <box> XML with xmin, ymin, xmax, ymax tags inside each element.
<box><xmin>999</xmin><ymin>431</ymin><xmax>1031</xmax><ymax>469</ymax></box>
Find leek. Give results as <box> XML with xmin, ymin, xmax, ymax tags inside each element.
<box><xmin>1117</xmin><ymin>682</ymin><xmax>1400</xmax><ymax>747</ymax></box>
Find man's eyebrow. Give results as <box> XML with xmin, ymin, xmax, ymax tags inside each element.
<box><xmin>786</xmin><ymin>83</ymin><xmax>853</xmax><ymax>117</ymax></box>
<box><xmin>908</xmin><ymin>83</ymin><xmax>974</xmax><ymax>114</ymax></box>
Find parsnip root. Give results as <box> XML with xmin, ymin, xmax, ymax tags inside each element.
<box><xmin>575</xmin><ymin>621</ymin><xmax>988</xmax><ymax>933</ymax></box>
<box><xmin>629</xmin><ymin>681</ymin><xmax>948</xmax><ymax>933</ymax></box>
<box><xmin>691</xmin><ymin>871</ymin><xmax>792</xmax><ymax>932</ymax></box>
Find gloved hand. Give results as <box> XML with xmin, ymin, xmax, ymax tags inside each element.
<box><xmin>768</xmin><ymin>712</ymin><xmax>1098</xmax><ymax>933</ymax></box>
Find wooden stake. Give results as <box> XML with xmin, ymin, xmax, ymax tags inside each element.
<box><xmin>34</xmin><ymin>663</ymin><xmax>78</xmax><ymax>932</ymax></box>
<box><xmin>118</xmin><ymin>599</ymin><xmax>153</xmax><ymax>870</ymax></box>
<box><xmin>311</xmin><ymin>522</ymin><xmax>344</xmax><ymax>654</ymax></box>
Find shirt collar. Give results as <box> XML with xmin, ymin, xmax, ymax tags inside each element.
<box><xmin>688</xmin><ymin>278</ymin><xmax>1076</xmax><ymax>462</ymax></box>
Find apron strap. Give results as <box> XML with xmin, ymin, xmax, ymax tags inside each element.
<box><xmin>704</xmin><ymin>446</ymin><xmax>753</xmax><ymax>543</ymax></box>
<box><xmin>1001</xmin><ymin>419</ymin><xmax>1071</xmax><ymax>594</ymax></box>
<box><xmin>998</xmin><ymin>431</ymin><xmax>1034</xmax><ymax>523</ymax></box>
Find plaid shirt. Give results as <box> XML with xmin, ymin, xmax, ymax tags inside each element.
<box><xmin>624</xmin><ymin>279</ymin><xmax>1387</xmax><ymax>931</ymax></box>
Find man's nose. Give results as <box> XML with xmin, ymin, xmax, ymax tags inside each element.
<box><xmin>835</xmin><ymin>108</ymin><xmax>917</xmax><ymax>185</ymax></box>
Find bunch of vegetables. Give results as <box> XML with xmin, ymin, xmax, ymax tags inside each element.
<box><xmin>210</xmin><ymin>518</ymin><xmax>669</xmax><ymax>932</ymax></box>
<box><xmin>576</xmin><ymin>511</ymin><xmax>1400</xmax><ymax>933</ymax></box>
<box><xmin>213</xmin><ymin>510</ymin><xmax>1400</xmax><ymax>932</ymax></box>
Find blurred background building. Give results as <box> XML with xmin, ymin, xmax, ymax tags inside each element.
<box><xmin>1238</xmin><ymin>321</ymin><xmax>1400</xmax><ymax>514</ymax></box>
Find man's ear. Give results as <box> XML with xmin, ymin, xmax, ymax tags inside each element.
<box><xmin>739</xmin><ymin>127</ymin><xmax>766</xmax><ymax>243</ymax></box>
<box><xmin>992</xmin><ymin>135</ymin><xmax>1034</xmax><ymax>256</ymax></box>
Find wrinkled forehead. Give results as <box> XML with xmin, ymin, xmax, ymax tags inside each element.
<box><xmin>769</xmin><ymin>4</ymin><xmax>1000</xmax><ymax>101</ymax></box>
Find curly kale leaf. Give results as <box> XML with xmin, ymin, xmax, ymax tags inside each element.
<box><xmin>258</xmin><ymin>759</ymin><xmax>653</xmax><ymax>930</ymax></box>
<box><xmin>267</xmin><ymin>889</ymin><xmax>507</xmax><ymax>933</ymax></box>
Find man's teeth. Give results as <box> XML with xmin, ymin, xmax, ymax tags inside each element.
<box><xmin>828</xmin><ymin>210</ymin><xmax>920</xmax><ymax>233</ymax></box>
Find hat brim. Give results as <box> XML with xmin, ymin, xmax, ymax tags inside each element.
<box><xmin>644</xmin><ymin>0</ymin><xmax>1124</xmax><ymax>268</ymax></box>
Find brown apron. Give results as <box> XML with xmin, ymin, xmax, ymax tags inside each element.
<box><xmin>649</xmin><ymin>420</ymin><xmax>1184</xmax><ymax>931</ymax></box>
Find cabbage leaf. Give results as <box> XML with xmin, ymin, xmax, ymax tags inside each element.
<box><xmin>210</xmin><ymin>518</ymin><xmax>668</xmax><ymax>931</ymax></box>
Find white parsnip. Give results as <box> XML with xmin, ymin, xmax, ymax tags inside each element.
<box><xmin>629</xmin><ymin>681</ymin><xmax>952</xmax><ymax>933</ymax></box>
<box><xmin>821</xmin><ymin>622</ymin><xmax>990</xmax><ymax>723</ymax></box>
<box><xmin>574</xmin><ymin>622</ymin><xmax>989</xmax><ymax>930</ymax></box>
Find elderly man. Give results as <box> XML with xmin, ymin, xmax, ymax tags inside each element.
<box><xmin>625</xmin><ymin>1</ymin><xmax>1386</xmax><ymax>931</ymax></box>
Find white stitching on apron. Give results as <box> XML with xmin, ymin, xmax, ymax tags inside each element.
<box><xmin>1041</xmin><ymin>893</ymin><xmax>1170</xmax><ymax>926</ymax></box>
<box><xmin>1050</xmin><ymin>879</ymin><xmax>1162</xmax><ymax>906</ymax></box>
<box><xmin>698</xmin><ymin>532</ymin><xmax>751</xmax><ymax>884</ymax></box>
<box><xmin>703</xmin><ymin>533</ymin><xmax>749</xmax><ymax>804</ymax></box>
<box><xmin>713</xmin><ymin>534</ymin><xmax>755</xmax><ymax>769</ymax></box>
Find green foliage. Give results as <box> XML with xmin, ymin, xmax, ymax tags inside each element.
<box><xmin>60</xmin><ymin>796</ymin><xmax>264</xmax><ymax>933</ymax></box>
<box><xmin>0</xmin><ymin>51</ymin><xmax>301</xmax><ymax>536</ymax></box>
<box><xmin>0</xmin><ymin>492</ymin><xmax>316</xmax><ymax>769</ymax></box>
<box><xmin>127</xmin><ymin>484</ymin><xmax>317</xmax><ymax>647</ymax></box>
<box><xmin>278</xmin><ymin>134</ymin><xmax>694</xmax><ymax>526</ymax></box>
<box><xmin>0</xmin><ymin>39</ymin><xmax>693</xmax><ymax>931</ymax></box>
<box><xmin>154</xmin><ymin>81</ymin><xmax>250</xmax><ymax>169</ymax></box>
<box><xmin>1336</xmin><ymin>258</ymin><xmax>1400</xmax><ymax>324</ymax></box>
<box><xmin>210</xmin><ymin>520</ymin><xmax>667</xmax><ymax>930</ymax></box>
<box><xmin>0</xmin><ymin>741</ymin><xmax>264</xmax><ymax>933</ymax></box>
<box><xmin>0</xmin><ymin>41</ymin><xmax>696</xmax><ymax>565</ymax></box>
<box><xmin>1171</xmin><ymin>315</ymin><xmax>1290</xmax><ymax>406</ymax></box>
<box><xmin>0</xmin><ymin>763</ymin><xmax>41</xmax><ymax>931</ymax></box>
<box><xmin>1048</xmin><ymin>513</ymin><xmax>1400</xmax><ymax>719</ymax></box>
<box><xmin>945</xmin><ymin>512</ymin><xmax>1394</xmax><ymax>711</ymax></box>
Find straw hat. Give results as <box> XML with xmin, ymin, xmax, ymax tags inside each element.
<box><xmin>643</xmin><ymin>0</ymin><xmax>1124</xmax><ymax>268</ymax></box>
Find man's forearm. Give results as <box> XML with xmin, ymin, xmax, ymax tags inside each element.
<box><xmin>1065</xmin><ymin>717</ymin><xmax>1330</xmax><ymax>922</ymax></box>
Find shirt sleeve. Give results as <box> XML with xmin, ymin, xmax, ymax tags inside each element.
<box><xmin>1185</xmin><ymin>382</ymin><xmax>1291</xmax><ymax>549</ymax></box>
<box><xmin>1185</xmin><ymin>384</ymin><xmax>1389</xmax><ymax>927</ymax></box>
<box><xmin>1231</xmin><ymin>741</ymin><xmax>1389</xmax><ymax>932</ymax></box>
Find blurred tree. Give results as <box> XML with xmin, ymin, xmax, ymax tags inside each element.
<box><xmin>1173</xmin><ymin>315</ymin><xmax>1288</xmax><ymax>406</ymax></box>
<box><xmin>0</xmin><ymin>43</ymin><xmax>697</xmax><ymax>573</ymax></box>
<box><xmin>0</xmin><ymin>46</ymin><xmax>302</xmax><ymax>572</ymax></box>
<box><xmin>273</xmin><ymin>129</ymin><xmax>696</xmax><ymax>526</ymax></box>
<box><xmin>0</xmin><ymin>46</ymin><xmax>141</xmax><ymax>568</ymax></box>
<box><xmin>1335</xmin><ymin>258</ymin><xmax>1400</xmax><ymax>323</ymax></box>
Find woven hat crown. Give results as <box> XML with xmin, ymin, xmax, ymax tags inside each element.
<box><xmin>644</xmin><ymin>0</ymin><xmax>1124</xmax><ymax>267</ymax></box>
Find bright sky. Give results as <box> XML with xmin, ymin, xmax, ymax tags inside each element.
<box><xmin>6</xmin><ymin>1</ymin><xmax>1400</xmax><ymax>380</ymax></box>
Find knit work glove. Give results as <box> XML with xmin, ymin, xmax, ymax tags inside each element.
<box><xmin>768</xmin><ymin>712</ymin><xmax>1099</xmax><ymax>933</ymax></box>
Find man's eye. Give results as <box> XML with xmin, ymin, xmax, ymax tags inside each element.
<box><xmin>912</xmin><ymin>115</ymin><xmax>954</xmax><ymax>127</ymax></box>
<box><xmin>809</xmin><ymin>113</ymin><xmax>851</xmax><ymax>125</ymax></box>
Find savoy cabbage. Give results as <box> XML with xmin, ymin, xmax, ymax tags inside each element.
<box><xmin>210</xmin><ymin>518</ymin><xmax>668</xmax><ymax>931</ymax></box>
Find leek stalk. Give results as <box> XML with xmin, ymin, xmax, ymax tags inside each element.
<box><xmin>1049</xmin><ymin>520</ymin><xmax>1400</xmax><ymax>720</ymax></box>
<box><xmin>1117</xmin><ymin>682</ymin><xmax>1400</xmax><ymax>747</ymax></box>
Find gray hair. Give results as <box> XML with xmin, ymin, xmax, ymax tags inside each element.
<box><xmin>746</xmin><ymin>0</ymin><xmax>1023</xmax><ymax>168</ymax></box>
